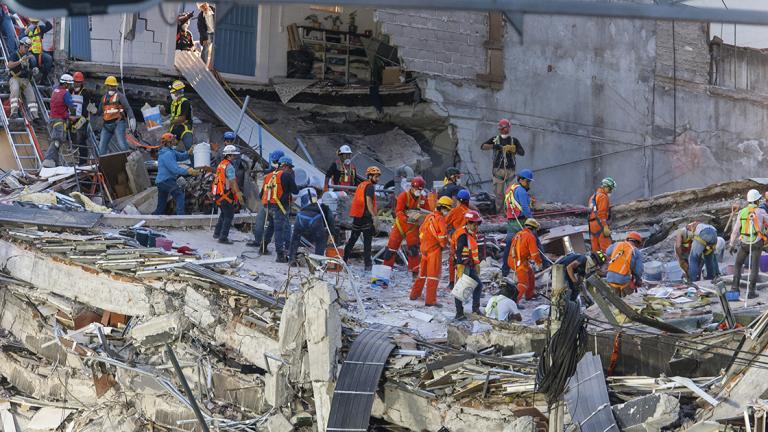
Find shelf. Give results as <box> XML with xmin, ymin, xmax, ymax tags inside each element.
<box><xmin>294</xmin><ymin>24</ymin><xmax>372</xmax><ymax>84</ymax></box>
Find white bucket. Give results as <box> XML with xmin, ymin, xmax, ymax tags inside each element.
<box><xmin>141</xmin><ymin>103</ymin><xmax>162</xmax><ymax>131</ymax></box>
<box><xmin>193</xmin><ymin>142</ymin><xmax>211</xmax><ymax>168</ymax></box>
<box><xmin>451</xmin><ymin>273</ymin><xmax>478</xmax><ymax>302</ymax></box>
<box><xmin>370</xmin><ymin>264</ymin><xmax>391</xmax><ymax>288</ymax></box>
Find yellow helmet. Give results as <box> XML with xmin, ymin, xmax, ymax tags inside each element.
<box><xmin>437</xmin><ymin>196</ymin><xmax>454</xmax><ymax>209</ymax></box>
<box><xmin>365</xmin><ymin>166</ymin><xmax>381</xmax><ymax>176</ymax></box>
<box><xmin>104</xmin><ymin>76</ymin><xmax>118</xmax><ymax>86</ymax></box>
<box><xmin>169</xmin><ymin>80</ymin><xmax>185</xmax><ymax>93</ymax></box>
<box><xmin>524</xmin><ymin>218</ymin><xmax>540</xmax><ymax>229</ymax></box>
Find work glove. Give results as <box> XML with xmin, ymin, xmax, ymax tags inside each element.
<box><xmin>128</xmin><ymin>117</ymin><xmax>137</xmax><ymax>132</ymax></box>
<box><xmin>236</xmin><ymin>191</ymin><xmax>245</xmax><ymax>203</ymax></box>
<box><xmin>602</xmin><ymin>226</ymin><xmax>611</xmax><ymax>237</ymax></box>
<box><xmin>456</xmin><ymin>264</ymin><xmax>465</xmax><ymax>277</ymax></box>
<box><xmin>503</xmin><ymin>144</ymin><xmax>517</xmax><ymax>153</ymax></box>
<box><xmin>187</xmin><ymin>168</ymin><xmax>200</xmax><ymax>176</ymax></box>
<box><xmin>532</xmin><ymin>263</ymin><xmax>542</xmax><ymax>273</ymax></box>
<box><xmin>86</xmin><ymin>102</ymin><xmax>97</xmax><ymax>114</ymax></box>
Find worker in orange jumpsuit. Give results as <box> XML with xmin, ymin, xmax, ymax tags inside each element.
<box><xmin>588</xmin><ymin>177</ymin><xmax>616</xmax><ymax>253</ymax></box>
<box><xmin>410</xmin><ymin>196</ymin><xmax>454</xmax><ymax>307</ymax></box>
<box><xmin>446</xmin><ymin>188</ymin><xmax>471</xmax><ymax>289</ymax></box>
<box><xmin>508</xmin><ymin>218</ymin><xmax>543</xmax><ymax>302</ymax></box>
<box><xmin>382</xmin><ymin>176</ymin><xmax>430</xmax><ymax>275</ymax></box>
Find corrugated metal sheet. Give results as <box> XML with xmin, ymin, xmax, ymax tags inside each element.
<box><xmin>564</xmin><ymin>353</ymin><xmax>619</xmax><ymax>432</ymax></box>
<box><xmin>68</xmin><ymin>16</ymin><xmax>91</xmax><ymax>61</ymax></box>
<box><xmin>0</xmin><ymin>204</ymin><xmax>102</xmax><ymax>229</ymax></box>
<box><xmin>174</xmin><ymin>50</ymin><xmax>323</xmax><ymax>185</ymax></box>
<box><xmin>213</xmin><ymin>5</ymin><xmax>257</xmax><ymax>76</ymax></box>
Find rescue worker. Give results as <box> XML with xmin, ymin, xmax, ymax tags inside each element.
<box><xmin>382</xmin><ymin>176</ymin><xmax>430</xmax><ymax>276</ymax></box>
<box><xmin>25</xmin><ymin>18</ymin><xmax>53</xmax><ymax>82</ymax></box>
<box><xmin>167</xmin><ymin>80</ymin><xmax>194</xmax><ymax>152</ymax></box>
<box><xmin>153</xmin><ymin>133</ymin><xmax>200</xmax><ymax>215</ymax></box>
<box><xmin>0</xmin><ymin>4</ymin><xmax>16</xmax><ymax>55</ymax></box>
<box><xmin>343</xmin><ymin>166</ymin><xmax>381</xmax><ymax>271</ymax></box>
<box><xmin>674</xmin><ymin>221</ymin><xmax>720</xmax><ymax>282</ymax></box>
<box><xmin>221</xmin><ymin>131</ymin><xmax>248</xmax><ymax>191</ymax></box>
<box><xmin>410</xmin><ymin>196</ymin><xmax>453</xmax><ymax>307</ymax></box>
<box><xmin>500</xmin><ymin>169</ymin><xmax>534</xmax><ymax>277</ymax></box>
<box><xmin>197</xmin><ymin>2</ymin><xmax>216</xmax><ymax>69</ymax></box>
<box><xmin>176</xmin><ymin>11</ymin><xmax>195</xmax><ymax>51</ymax></box>
<box><xmin>605</xmin><ymin>231</ymin><xmax>644</xmax><ymax>295</ymax></box>
<box><xmin>485</xmin><ymin>282</ymin><xmax>522</xmax><ymax>322</ymax></box>
<box><xmin>453</xmin><ymin>210</ymin><xmax>484</xmax><ymax>320</ymax></box>
<box><xmin>508</xmin><ymin>218</ymin><xmax>543</xmax><ymax>303</ymax></box>
<box><xmin>556</xmin><ymin>251</ymin><xmax>607</xmax><ymax>302</ymax></box>
<box><xmin>211</xmin><ymin>145</ymin><xmax>244</xmax><ymax>244</ymax></box>
<box><xmin>7</xmin><ymin>37</ymin><xmax>39</xmax><ymax>122</ymax></box>
<box><xmin>480</xmin><ymin>119</ymin><xmax>525</xmax><ymax>211</ymax></box>
<box><xmin>70</xmin><ymin>71</ymin><xmax>98</xmax><ymax>165</ymax></box>
<box><xmin>41</xmin><ymin>74</ymin><xmax>75</xmax><ymax>168</ymax></box>
<box><xmin>288</xmin><ymin>188</ymin><xmax>337</xmax><ymax>266</ymax></box>
<box><xmin>729</xmin><ymin>189</ymin><xmax>768</xmax><ymax>298</ymax></box>
<box><xmin>325</xmin><ymin>144</ymin><xmax>357</xmax><ymax>191</ymax></box>
<box><xmin>247</xmin><ymin>150</ymin><xmax>285</xmax><ymax>252</ymax></box>
<box><xmin>439</xmin><ymin>167</ymin><xmax>462</xmax><ymax>200</ymax></box>
<box><xmin>97</xmin><ymin>76</ymin><xmax>136</xmax><ymax>155</ymax></box>
<box><xmin>588</xmin><ymin>177</ymin><xmax>616</xmax><ymax>253</ymax></box>
<box><xmin>446</xmin><ymin>188</ymin><xmax>471</xmax><ymax>289</ymax></box>
<box><xmin>260</xmin><ymin>156</ymin><xmax>299</xmax><ymax>263</ymax></box>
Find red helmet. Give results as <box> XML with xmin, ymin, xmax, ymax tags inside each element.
<box><xmin>464</xmin><ymin>210</ymin><xmax>483</xmax><ymax>224</ymax></box>
<box><xmin>73</xmin><ymin>71</ymin><xmax>85</xmax><ymax>82</ymax></box>
<box><xmin>498</xmin><ymin>119</ymin><xmax>511</xmax><ymax>129</ymax></box>
<box><xmin>626</xmin><ymin>231</ymin><xmax>643</xmax><ymax>244</ymax></box>
<box><xmin>411</xmin><ymin>176</ymin><xmax>426</xmax><ymax>189</ymax></box>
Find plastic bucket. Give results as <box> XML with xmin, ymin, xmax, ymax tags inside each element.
<box><xmin>370</xmin><ymin>264</ymin><xmax>392</xmax><ymax>288</ymax></box>
<box><xmin>760</xmin><ymin>254</ymin><xmax>768</xmax><ymax>273</ymax></box>
<box><xmin>141</xmin><ymin>103</ymin><xmax>162</xmax><ymax>131</ymax></box>
<box><xmin>135</xmin><ymin>229</ymin><xmax>164</xmax><ymax>248</ymax></box>
<box><xmin>644</xmin><ymin>261</ymin><xmax>663</xmax><ymax>282</ymax></box>
<box><xmin>451</xmin><ymin>273</ymin><xmax>478</xmax><ymax>302</ymax></box>
<box><xmin>664</xmin><ymin>261</ymin><xmax>684</xmax><ymax>282</ymax></box>
<box><xmin>326</xmin><ymin>246</ymin><xmax>342</xmax><ymax>272</ymax></box>
<box><xmin>155</xmin><ymin>237</ymin><xmax>173</xmax><ymax>251</ymax></box>
<box><xmin>193</xmin><ymin>142</ymin><xmax>211</xmax><ymax>168</ymax></box>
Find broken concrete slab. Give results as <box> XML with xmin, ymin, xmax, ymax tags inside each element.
<box><xmin>302</xmin><ymin>279</ymin><xmax>341</xmax><ymax>382</ymax></box>
<box><xmin>183</xmin><ymin>286</ymin><xmax>217</xmax><ymax>329</ymax></box>
<box><xmin>211</xmin><ymin>371</ymin><xmax>265</xmax><ymax>413</ymax></box>
<box><xmin>447</xmin><ymin>317</ymin><xmax>547</xmax><ymax>354</ymax></box>
<box><xmin>213</xmin><ymin>319</ymin><xmax>280</xmax><ymax>371</ymax></box>
<box><xmin>612</xmin><ymin>393</ymin><xmax>680</xmax><ymax>432</ymax></box>
<box><xmin>100</xmin><ymin>213</ymin><xmax>256</xmax><ymax>228</ymax></box>
<box><xmin>265</xmin><ymin>412</ymin><xmax>293</xmax><ymax>432</ymax></box>
<box><xmin>125</xmin><ymin>150</ymin><xmax>151</xmax><ymax>195</ymax></box>
<box><xmin>130</xmin><ymin>312</ymin><xmax>188</xmax><ymax>347</ymax></box>
<box><xmin>27</xmin><ymin>407</ymin><xmax>74</xmax><ymax>431</ymax></box>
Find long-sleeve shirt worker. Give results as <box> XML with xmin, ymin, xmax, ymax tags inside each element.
<box><xmin>97</xmin><ymin>91</ymin><xmax>135</xmax><ymax>122</ymax></box>
<box><xmin>511</xmin><ymin>228</ymin><xmax>541</xmax><ymax>268</ymax></box>
<box><xmin>513</xmin><ymin>185</ymin><xmax>533</xmax><ymax>219</ymax></box>
<box><xmin>156</xmin><ymin>147</ymin><xmax>190</xmax><ymax>184</ymax></box>
<box><xmin>605</xmin><ymin>242</ymin><xmax>644</xmax><ymax>286</ymax></box>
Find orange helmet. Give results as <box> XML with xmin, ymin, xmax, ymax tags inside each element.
<box><xmin>160</xmin><ymin>133</ymin><xmax>177</xmax><ymax>144</ymax></box>
<box><xmin>411</xmin><ymin>176</ymin><xmax>426</xmax><ymax>189</ymax></box>
<box><xmin>464</xmin><ymin>210</ymin><xmax>483</xmax><ymax>224</ymax></box>
<box><xmin>366</xmin><ymin>166</ymin><xmax>381</xmax><ymax>176</ymax></box>
<box><xmin>626</xmin><ymin>231</ymin><xmax>643</xmax><ymax>244</ymax></box>
<box><xmin>73</xmin><ymin>71</ymin><xmax>85</xmax><ymax>83</ymax></box>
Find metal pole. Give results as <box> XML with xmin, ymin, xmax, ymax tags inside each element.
<box><xmin>234</xmin><ymin>95</ymin><xmax>251</xmax><ymax>139</ymax></box>
<box><xmin>165</xmin><ymin>344</ymin><xmax>211</xmax><ymax>432</ymax></box>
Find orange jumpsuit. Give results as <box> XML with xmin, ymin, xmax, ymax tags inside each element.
<box><xmin>445</xmin><ymin>203</ymin><xmax>470</xmax><ymax>285</ymax></box>
<box><xmin>383</xmin><ymin>190</ymin><xmax>430</xmax><ymax>272</ymax></box>
<box><xmin>588</xmin><ymin>187</ymin><xmax>612</xmax><ymax>253</ymax></box>
<box><xmin>410</xmin><ymin>210</ymin><xmax>448</xmax><ymax>305</ymax></box>
<box><xmin>507</xmin><ymin>227</ymin><xmax>542</xmax><ymax>301</ymax></box>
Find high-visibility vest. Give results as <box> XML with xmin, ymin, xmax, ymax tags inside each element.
<box><xmin>394</xmin><ymin>190</ymin><xmax>425</xmax><ymax>235</ymax></box>
<box><xmin>49</xmin><ymin>86</ymin><xmax>69</xmax><ymax>120</ymax></box>
<box><xmin>504</xmin><ymin>183</ymin><xmax>524</xmax><ymax>220</ymax></box>
<box><xmin>350</xmin><ymin>180</ymin><xmax>376</xmax><ymax>218</ymax></box>
<box><xmin>452</xmin><ymin>228</ymin><xmax>480</xmax><ymax>266</ymax></box>
<box><xmin>261</xmin><ymin>170</ymin><xmax>284</xmax><ymax>206</ymax></box>
<box><xmin>336</xmin><ymin>159</ymin><xmax>356</xmax><ymax>186</ymax></box>
<box><xmin>739</xmin><ymin>206</ymin><xmax>767</xmax><ymax>244</ymax></box>
<box><xmin>169</xmin><ymin>97</ymin><xmax>192</xmax><ymax>137</ymax></box>
<box><xmin>211</xmin><ymin>159</ymin><xmax>233</xmax><ymax>204</ymax></box>
<box><xmin>588</xmin><ymin>189</ymin><xmax>610</xmax><ymax>234</ymax></box>
<box><xmin>679</xmin><ymin>221</ymin><xmax>699</xmax><ymax>254</ymax></box>
<box><xmin>28</xmin><ymin>25</ymin><xmax>42</xmax><ymax>55</ymax></box>
<box><xmin>607</xmin><ymin>241</ymin><xmax>635</xmax><ymax>277</ymax></box>
<box><xmin>102</xmin><ymin>93</ymin><xmax>124</xmax><ymax>122</ymax></box>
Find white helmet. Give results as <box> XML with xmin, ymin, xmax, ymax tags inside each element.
<box><xmin>748</xmin><ymin>189</ymin><xmax>761</xmax><ymax>203</ymax></box>
<box><xmin>222</xmin><ymin>144</ymin><xmax>240</xmax><ymax>156</ymax></box>
<box><xmin>19</xmin><ymin>37</ymin><xmax>31</xmax><ymax>47</ymax></box>
<box><xmin>298</xmin><ymin>187</ymin><xmax>318</xmax><ymax>209</ymax></box>
<box><xmin>59</xmin><ymin>73</ymin><xmax>74</xmax><ymax>85</ymax></box>
<box><xmin>338</xmin><ymin>145</ymin><xmax>352</xmax><ymax>154</ymax></box>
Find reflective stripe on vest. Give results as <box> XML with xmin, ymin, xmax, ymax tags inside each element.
<box><xmin>350</xmin><ymin>180</ymin><xmax>376</xmax><ymax>218</ymax></box>
<box><xmin>170</xmin><ymin>97</ymin><xmax>192</xmax><ymax>136</ymax></box>
<box><xmin>211</xmin><ymin>159</ymin><xmax>233</xmax><ymax>203</ymax></box>
<box><xmin>453</xmin><ymin>228</ymin><xmax>479</xmax><ymax>266</ymax></box>
<box><xmin>336</xmin><ymin>159</ymin><xmax>356</xmax><ymax>186</ymax></box>
<box><xmin>680</xmin><ymin>221</ymin><xmax>700</xmax><ymax>253</ymax></box>
<box><xmin>740</xmin><ymin>206</ymin><xmax>766</xmax><ymax>244</ymax></box>
<box><xmin>28</xmin><ymin>26</ymin><xmax>42</xmax><ymax>54</ymax></box>
<box><xmin>607</xmin><ymin>241</ymin><xmax>635</xmax><ymax>277</ymax></box>
<box><xmin>102</xmin><ymin>93</ymin><xmax>124</xmax><ymax>122</ymax></box>
<box><xmin>504</xmin><ymin>183</ymin><xmax>523</xmax><ymax>220</ymax></box>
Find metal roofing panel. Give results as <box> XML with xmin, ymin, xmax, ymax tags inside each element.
<box><xmin>0</xmin><ymin>204</ymin><xmax>102</xmax><ymax>229</ymax></box>
<box><xmin>564</xmin><ymin>353</ymin><xmax>618</xmax><ymax>432</ymax></box>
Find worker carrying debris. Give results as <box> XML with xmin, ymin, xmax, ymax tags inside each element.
<box><xmin>410</xmin><ymin>196</ymin><xmax>453</xmax><ymax>307</ymax></box>
<box><xmin>344</xmin><ymin>166</ymin><xmax>381</xmax><ymax>271</ymax></box>
<box><xmin>166</xmin><ymin>80</ymin><xmax>194</xmax><ymax>152</ymax></box>
<box><xmin>508</xmin><ymin>218</ymin><xmax>543</xmax><ymax>303</ymax></box>
<box><xmin>446</xmin><ymin>189</ymin><xmax>471</xmax><ymax>289</ymax></box>
<box><xmin>69</xmin><ymin>71</ymin><xmax>98</xmax><ymax>165</ymax></box>
<box><xmin>556</xmin><ymin>251</ymin><xmax>606</xmax><ymax>302</ymax></box>
<box><xmin>176</xmin><ymin>11</ymin><xmax>195</xmax><ymax>51</ymax></box>
<box><xmin>248</xmin><ymin>149</ymin><xmax>284</xmax><ymax>253</ymax></box>
<box><xmin>324</xmin><ymin>145</ymin><xmax>357</xmax><ymax>191</ymax></box>
<box><xmin>605</xmin><ymin>231</ymin><xmax>644</xmax><ymax>295</ymax></box>
<box><xmin>153</xmin><ymin>133</ymin><xmax>200</xmax><ymax>215</ymax></box>
<box><xmin>485</xmin><ymin>281</ymin><xmax>522</xmax><ymax>322</ymax></box>
<box><xmin>453</xmin><ymin>210</ymin><xmax>484</xmax><ymax>320</ymax></box>
<box><xmin>729</xmin><ymin>188</ymin><xmax>768</xmax><ymax>299</ymax></box>
<box><xmin>41</xmin><ymin>73</ymin><xmax>75</xmax><ymax>168</ymax></box>
<box><xmin>25</xmin><ymin>18</ymin><xmax>52</xmax><ymax>82</ymax></box>
<box><xmin>500</xmin><ymin>169</ymin><xmax>534</xmax><ymax>277</ymax></box>
<box><xmin>674</xmin><ymin>221</ymin><xmax>720</xmax><ymax>282</ymax></box>
<box><xmin>382</xmin><ymin>176</ymin><xmax>430</xmax><ymax>276</ymax></box>
<box><xmin>439</xmin><ymin>167</ymin><xmax>463</xmax><ymax>201</ymax></box>
<box><xmin>258</xmin><ymin>156</ymin><xmax>299</xmax><ymax>263</ymax></box>
<box><xmin>588</xmin><ymin>177</ymin><xmax>616</xmax><ymax>253</ymax></box>
<box><xmin>211</xmin><ymin>144</ymin><xmax>244</xmax><ymax>244</ymax></box>
<box><xmin>288</xmin><ymin>187</ymin><xmax>336</xmax><ymax>266</ymax></box>
<box><xmin>97</xmin><ymin>76</ymin><xmax>136</xmax><ymax>155</ymax></box>
<box><xmin>7</xmin><ymin>37</ymin><xmax>40</xmax><ymax>122</ymax></box>
<box><xmin>480</xmin><ymin>119</ymin><xmax>525</xmax><ymax>212</ymax></box>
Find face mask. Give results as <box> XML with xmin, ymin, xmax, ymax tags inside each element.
<box><xmin>500</xmin><ymin>134</ymin><xmax>510</xmax><ymax>139</ymax></box>
<box><xmin>344</xmin><ymin>159</ymin><xmax>351</xmax><ymax>166</ymax></box>
<box><xmin>75</xmin><ymin>85</ymin><xmax>83</xmax><ymax>92</ymax></box>
<box><xmin>107</xmin><ymin>90</ymin><xmax>116</xmax><ymax>96</ymax></box>
<box><xmin>171</xmin><ymin>93</ymin><xmax>179</xmax><ymax>101</ymax></box>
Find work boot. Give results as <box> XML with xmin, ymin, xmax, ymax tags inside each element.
<box><xmin>447</xmin><ymin>282</ymin><xmax>454</xmax><ymax>291</ymax></box>
<box><xmin>245</xmin><ymin>240</ymin><xmax>258</xmax><ymax>247</ymax></box>
<box><xmin>217</xmin><ymin>238</ymin><xmax>233</xmax><ymax>245</ymax></box>
<box><xmin>454</xmin><ymin>312</ymin><xmax>467</xmax><ymax>321</ymax></box>
<box><xmin>261</xmin><ymin>244</ymin><xmax>271</xmax><ymax>255</ymax></box>
<box><xmin>472</xmin><ymin>307</ymin><xmax>482</xmax><ymax>315</ymax></box>
<box><xmin>213</xmin><ymin>233</ymin><xmax>219</xmax><ymax>239</ymax></box>
<box><xmin>276</xmin><ymin>252</ymin><xmax>289</xmax><ymax>263</ymax></box>
<box><xmin>426</xmin><ymin>303</ymin><xmax>443</xmax><ymax>308</ymax></box>
<box><xmin>748</xmin><ymin>290</ymin><xmax>759</xmax><ymax>299</ymax></box>
<box><xmin>41</xmin><ymin>159</ymin><xmax>55</xmax><ymax>168</ymax></box>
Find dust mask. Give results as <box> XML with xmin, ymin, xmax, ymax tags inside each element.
<box><xmin>107</xmin><ymin>90</ymin><xmax>116</xmax><ymax>96</ymax></box>
<box><xmin>171</xmin><ymin>93</ymin><xmax>179</xmax><ymax>101</ymax></box>
<box><xmin>344</xmin><ymin>159</ymin><xmax>351</xmax><ymax>166</ymax></box>
<box><xmin>500</xmin><ymin>134</ymin><xmax>510</xmax><ymax>139</ymax></box>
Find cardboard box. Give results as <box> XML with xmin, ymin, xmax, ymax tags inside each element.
<box><xmin>382</xmin><ymin>66</ymin><xmax>402</xmax><ymax>85</ymax></box>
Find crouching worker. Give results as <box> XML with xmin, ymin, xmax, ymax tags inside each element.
<box><xmin>153</xmin><ymin>133</ymin><xmax>199</xmax><ymax>215</ymax></box>
<box><xmin>453</xmin><ymin>210</ymin><xmax>484</xmax><ymax>320</ymax></box>
<box><xmin>485</xmin><ymin>281</ymin><xmax>522</xmax><ymax>322</ymax></box>
<box><xmin>606</xmin><ymin>231</ymin><xmax>644</xmax><ymax>295</ymax></box>
<box><xmin>211</xmin><ymin>145</ymin><xmax>244</xmax><ymax>244</ymax></box>
<box><xmin>289</xmin><ymin>188</ymin><xmax>336</xmax><ymax>266</ymax></box>
<box><xmin>675</xmin><ymin>221</ymin><xmax>720</xmax><ymax>282</ymax></box>
<box><xmin>556</xmin><ymin>250</ymin><xmax>606</xmax><ymax>302</ymax></box>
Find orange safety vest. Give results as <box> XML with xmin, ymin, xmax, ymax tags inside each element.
<box><xmin>336</xmin><ymin>159</ymin><xmax>356</xmax><ymax>186</ymax></box>
<box><xmin>261</xmin><ymin>170</ymin><xmax>284</xmax><ymax>205</ymax></box>
<box><xmin>395</xmin><ymin>190</ymin><xmax>426</xmax><ymax>235</ymax></box>
<box><xmin>588</xmin><ymin>189</ymin><xmax>611</xmax><ymax>234</ymax></box>
<box><xmin>211</xmin><ymin>159</ymin><xmax>234</xmax><ymax>204</ymax></box>
<box><xmin>679</xmin><ymin>221</ymin><xmax>699</xmax><ymax>254</ymax></box>
<box><xmin>102</xmin><ymin>93</ymin><xmax>124</xmax><ymax>122</ymax></box>
<box><xmin>350</xmin><ymin>180</ymin><xmax>376</xmax><ymax>218</ymax></box>
<box><xmin>452</xmin><ymin>227</ymin><xmax>480</xmax><ymax>266</ymax></box>
<box><xmin>607</xmin><ymin>241</ymin><xmax>635</xmax><ymax>277</ymax></box>
<box><xmin>504</xmin><ymin>184</ymin><xmax>524</xmax><ymax>220</ymax></box>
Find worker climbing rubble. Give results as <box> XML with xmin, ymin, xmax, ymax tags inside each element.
<box><xmin>211</xmin><ymin>145</ymin><xmax>244</xmax><ymax>244</ymax></box>
<box><xmin>556</xmin><ymin>250</ymin><xmax>606</xmax><ymax>302</ymax></box>
<box><xmin>730</xmin><ymin>188</ymin><xmax>768</xmax><ymax>299</ymax></box>
<box><xmin>248</xmin><ymin>150</ymin><xmax>284</xmax><ymax>253</ymax></box>
<box><xmin>97</xmin><ymin>75</ymin><xmax>136</xmax><ymax>155</ymax></box>
<box><xmin>25</xmin><ymin>18</ymin><xmax>52</xmax><ymax>82</ymax></box>
<box><xmin>257</xmin><ymin>156</ymin><xmax>298</xmax><ymax>263</ymax></box>
<box><xmin>153</xmin><ymin>133</ymin><xmax>200</xmax><ymax>216</ymax></box>
<box><xmin>382</xmin><ymin>175</ymin><xmax>430</xmax><ymax>277</ymax></box>
<box><xmin>41</xmin><ymin>73</ymin><xmax>75</xmax><ymax>168</ymax></box>
<box><xmin>325</xmin><ymin>144</ymin><xmax>357</xmax><ymax>191</ymax></box>
<box><xmin>344</xmin><ymin>166</ymin><xmax>381</xmax><ymax>271</ymax></box>
<box><xmin>605</xmin><ymin>231</ymin><xmax>644</xmax><ymax>295</ymax></box>
<box><xmin>508</xmin><ymin>218</ymin><xmax>543</xmax><ymax>304</ymax></box>
<box><xmin>69</xmin><ymin>71</ymin><xmax>98</xmax><ymax>165</ymax></box>
<box><xmin>500</xmin><ymin>169</ymin><xmax>535</xmax><ymax>277</ymax></box>
<box><xmin>8</xmin><ymin>37</ymin><xmax>39</xmax><ymax>123</ymax></box>
<box><xmin>674</xmin><ymin>221</ymin><xmax>720</xmax><ymax>282</ymax></box>
<box><xmin>480</xmin><ymin>118</ymin><xmax>525</xmax><ymax>212</ymax></box>
<box><xmin>453</xmin><ymin>210</ymin><xmax>484</xmax><ymax>320</ymax></box>
<box><xmin>409</xmin><ymin>196</ymin><xmax>453</xmax><ymax>307</ymax></box>
<box><xmin>288</xmin><ymin>187</ymin><xmax>336</xmax><ymax>266</ymax></box>
<box><xmin>588</xmin><ymin>177</ymin><xmax>616</xmax><ymax>253</ymax></box>
<box><xmin>446</xmin><ymin>188</ymin><xmax>471</xmax><ymax>289</ymax></box>
<box><xmin>166</xmin><ymin>80</ymin><xmax>194</xmax><ymax>153</ymax></box>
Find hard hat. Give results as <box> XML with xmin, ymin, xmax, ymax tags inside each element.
<box><xmin>437</xmin><ymin>196</ymin><xmax>454</xmax><ymax>209</ymax></box>
<box><xmin>73</xmin><ymin>71</ymin><xmax>85</xmax><ymax>82</ymax></box>
<box><xmin>19</xmin><ymin>37</ymin><xmax>31</xmax><ymax>46</ymax></box>
<box><xmin>445</xmin><ymin>167</ymin><xmax>461</xmax><ymax>178</ymax></box>
<box><xmin>601</xmin><ymin>177</ymin><xmax>617</xmax><ymax>190</ymax></box>
<box><xmin>626</xmin><ymin>231</ymin><xmax>643</xmax><ymax>244</ymax></box>
<box><xmin>464</xmin><ymin>210</ymin><xmax>483</xmax><ymax>224</ymax></box>
<box><xmin>169</xmin><ymin>80</ymin><xmax>185</xmax><ymax>93</ymax></box>
<box><xmin>591</xmin><ymin>250</ymin><xmax>607</xmax><ymax>265</ymax></box>
<box><xmin>223</xmin><ymin>131</ymin><xmax>236</xmax><ymax>141</ymax></box>
<box><xmin>498</xmin><ymin>119</ymin><xmax>511</xmax><ymax>129</ymax></box>
<box><xmin>518</xmin><ymin>169</ymin><xmax>534</xmax><ymax>181</ymax></box>
<box><xmin>748</xmin><ymin>189</ymin><xmax>761</xmax><ymax>203</ymax></box>
<box><xmin>160</xmin><ymin>133</ymin><xmax>176</xmax><ymax>143</ymax></box>
<box><xmin>366</xmin><ymin>166</ymin><xmax>381</xmax><ymax>176</ymax></box>
<box><xmin>222</xmin><ymin>144</ymin><xmax>240</xmax><ymax>156</ymax></box>
<box><xmin>411</xmin><ymin>176</ymin><xmax>426</xmax><ymax>189</ymax></box>
<box><xmin>524</xmin><ymin>218</ymin><xmax>540</xmax><ymax>229</ymax></box>
<box><xmin>59</xmin><ymin>73</ymin><xmax>74</xmax><ymax>85</ymax></box>
<box><xmin>338</xmin><ymin>145</ymin><xmax>352</xmax><ymax>154</ymax></box>
<box><xmin>298</xmin><ymin>187</ymin><xmax>318</xmax><ymax>208</ymax></box>
<box><xmin>28</xmin><ymin>18</ymin><xmax>39</xmax><ymax>23</ymax></box>
<box><xmin>104</xmin><ymin>76</ymin><xmax>118</xmax><ymax>86</ymax></box>
<box><xmin>278</xmin><ymin>156</ymin><xmax>294</xmax><ymax>167</ymax></box>
<box><xmin>269</xmin><ymin>150</ymin><xmax>284</xmax><ymax>163</ymax></box>
<box><xmin>457</xmin><ymin>189</ymin><xmax>470</xmax><ymax>202</ymax></box>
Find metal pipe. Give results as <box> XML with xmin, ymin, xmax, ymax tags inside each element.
<box><xmin>258</xmin><ymin>0</ymin><xmax>768</xmax><ymax>25</ymax></box>
<box><xmin>234</xmin><ymin>95</ymin><xmax>251</xmax><ymax>139</ymax></box>
<box><xmin>165</xmin><ymin>344</ymin><xmax>211</xmax><ymax>432</ymax></box>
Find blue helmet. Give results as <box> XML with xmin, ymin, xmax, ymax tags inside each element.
<box><xmin>223</xmin><ymin>131</ymin><xmax>236</xmax><ymax>141</ymax></box>
<box><xmin>278</xmin><ymin>156</ymin><xmax>294</xmax><ymax>167</ymax></box>
<box><xmin>269</xmin><ymin>150</ymin><xmax>285</xmax><ymax>163</ymax></box>
<box><xmin>457</xmin><ymin>189</ymin><xmax>470</xmax><ymax>202</ymax></box>
<box><xmin>518</xmin><ymin>169</ymin><xmax>534</xmax><ymax>182</ymax></box>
